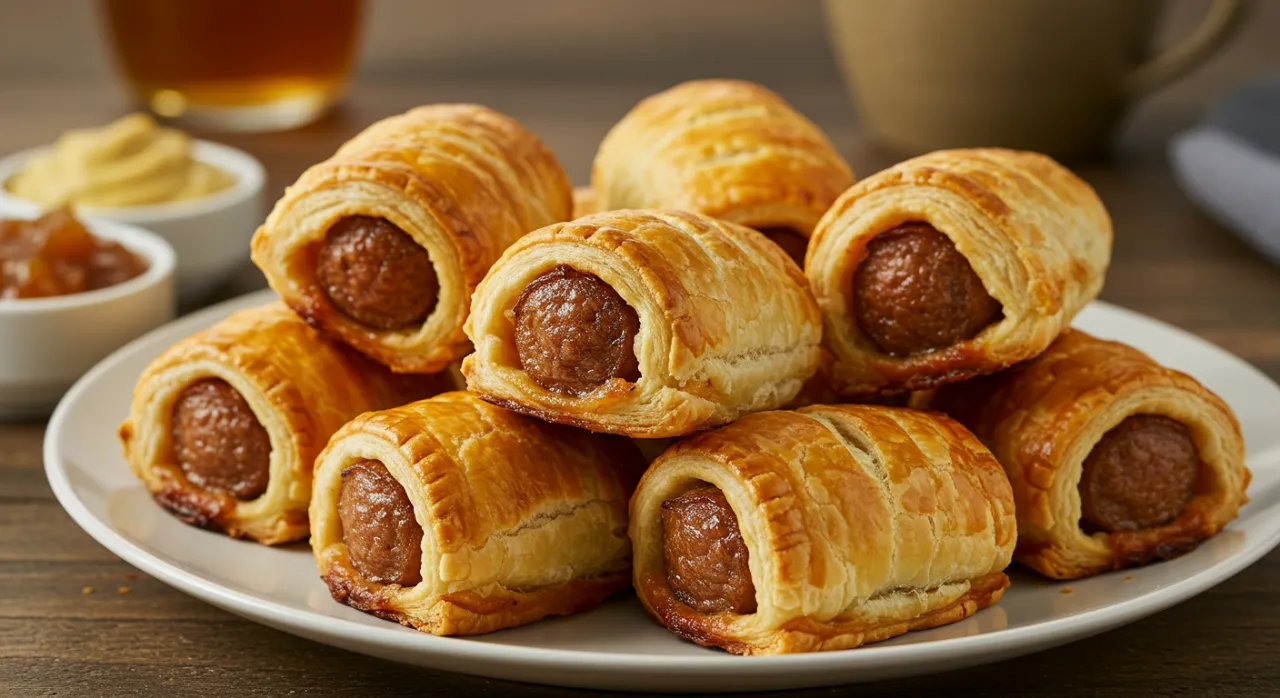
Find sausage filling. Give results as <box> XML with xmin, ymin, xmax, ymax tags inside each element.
<box><xmin>315</xmin><ymin>215</ymin><xmax>438</xmax><ymax>331</ymax></box>
<box><xmin>338</xmin><ymin>460</ymin><xmax>424</xmax><ymax>586</ymax></box>
<box><xmin>171</xmin><ymin>378</ymin><xmax>271</xmax><ymax>500</ymax></box>
<box><xmin>661</xmin><ymin>485</ymin><xmax>756</xmax><ymax>614</ymax></box>
<box><xmin>852</xmin><ymin>222</ymin><xmax>1001</xmax><ymax>356</ymax></box>
<box><xmin>512</xmin><ymin>265</ymin><xmax>641</xmax><ymax>395</ymax></box>
<box><xmin>759</xmin><ymin>227</ymin><xmax>810</xmax><ymax>267</ymax></box>
<box><xmin>1080</xmin><ymin>415</ymin><xmax>1202</xmax><ymax>533</ymax></box>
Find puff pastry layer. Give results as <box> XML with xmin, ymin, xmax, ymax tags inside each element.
<box><xmin>463</xmin><ymin>209</ymin><xmax>823</xmax><ymax>438</ymax></box>
<box><xmin>593</xmin><ymin>80</ymin><xmax>854</xmax><ymax>238</ymax></box>
<box><xmin>311</xmin><ymin>391</ymin><xmax>642</xmax><ymax>635</ymax></box>
<box><xmin>926</xmin><ymin>329</ymin><xmax>1249</xmax><ymax>580</ymax></box>
<box><xmin>119</xmin><ymin>303</ymin><xmax>449</xmax><ymax>544</ymax></box>
<box><xmin>251</xmin><ymin>104</ymin><xmax>572</xmax><ymax>373</ymax></box>
<box><xmin>630</xmin><ymin>404</ymin><xmax>1016</xmax><ymax>654</ymax></box>
<box><xmin>806</xmin><ymin>148</ymin><xmax>1112</xmax><ymax>397</ymax></box>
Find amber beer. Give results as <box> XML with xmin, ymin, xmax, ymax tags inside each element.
<box><xmin>102</xmin><ymin>0</ymin><xmax>364</xmax><ymax>131</ymax></box>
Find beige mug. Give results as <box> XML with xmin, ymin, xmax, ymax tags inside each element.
<box><xmin>823</xmin><ymin>0</ymin><xmax>1248</xmax><ymax>157</ymax></box>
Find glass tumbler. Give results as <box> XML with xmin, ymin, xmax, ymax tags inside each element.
<box><xmin>101</xmin><ymin>0</ymin><xmax>365</xmax><ymax>132</ymax></box>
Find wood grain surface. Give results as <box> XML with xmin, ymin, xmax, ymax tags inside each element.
<box><xmin>2</xmin><ymin>1</ymin><xmax>1279</xmax><ymax>696</ymax></box>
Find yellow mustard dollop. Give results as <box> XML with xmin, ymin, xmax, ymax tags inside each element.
<box><xmin>6</xmin><ymin>113</ymin><xmax>234</xmax><ymax>208</ymax></box>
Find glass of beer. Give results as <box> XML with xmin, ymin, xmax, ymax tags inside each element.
<box><xmin>101</xmin><ymin>0</ymin><xmax>365</xmax><ymax>132</ymax></box>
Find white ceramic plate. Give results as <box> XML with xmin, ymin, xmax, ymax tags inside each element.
<box><xmin>44</xmin><ymin>290</ymin><xmax>1280</xmax><ymax>693</ymax></box>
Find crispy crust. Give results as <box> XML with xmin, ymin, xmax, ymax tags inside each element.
<box><xmin>119</xmin><ymin>303</ymin><xmax>452</xmax><ymax>545</ymax></box>
<box><xmin>592</xmin><ymin>80</ymin><xmax>854</xmax><ymax>237</ymax></box>
<box><xmin>926</xmin><ymin>329</ymin><xmax>1250</xmax><ymax>579</ymax></box>
<box><xmin>323</xmin><ymin>562</ymin><xmax>626</xmax><ymax>636</ymax></box>
<box><xmin>462</xmin><ymin>210</ymin><xmax>823</xmax><ymax>438</ymax></box>
<box><xmin>640</xmin><ymin>571</ymin><xmax>1009</xmax><ymax>655</ymax></box>
<box><xmin>310</xmin><ymin>392</ymin><xmax>644</xmax><ymax>635</ymax></box>
<box><xmin>251</xmin><ymin>104</ymin><xmax>572</xmax><ymax>373</ymax></box>
<box><xmin>629</xmin><ymin>405</ymin><xmax>1016</xmax><ymax>654</ymax></box>
<box><xmin>806</xmin><ymin>148</ymin><xmax>1112</xmax><ymax>397</ymax></box>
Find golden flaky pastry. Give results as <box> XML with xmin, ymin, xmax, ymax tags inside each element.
<box><xmin>630</xmin><ymin>405</ymin><xmax>1016</xmax><ymax>654</ymax></box>
<box><xmin>119</xmin><ymin>303</ymin><xmax>451</xmax><ymax>545</ymax></box>
<box><xmin>593</xmin><ymin>80</ymin><xmax>853</xmax><ymax>238</ymax></box>
<box><xmin>925</xmin><ymin>329</ymin><xmax>1249</xmax><ymax>580</ymax></box>
<box><xmin>251</xmin><ymin>104</ymin><xmax>572</xmax><ymax>373</ymax></box>
<box><xmin>311</xmin><ymin>392</ymin><xmax>643</xmax><ymax>635</ymax></box>
<box><xmin>463</xmin><ymin>209</ymin><xmax>823</xmax><ymax>438</ymax></box>
<box><xmin>806</xmin><ymin>148</ymin><xmax>1112</xmax><ymax>397</ymax></box>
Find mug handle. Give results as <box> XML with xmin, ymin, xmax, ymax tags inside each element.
<box><xmin>1124</xmin><ymin>0</ymin><xmax>1250</xmax><ymax>98</ymax></box>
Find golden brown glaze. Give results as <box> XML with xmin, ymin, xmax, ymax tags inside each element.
<box><xmin>926</xmin><ymin>329</ymin><xmax>1249</xmax><ymax>579</ymax></box>
<box><xmin>807</xmin><ymin>148</ymin><xmax>1112</xmax><ymax>397</ymax></box>
<box><xmin>322</xmin><ymin>566</ymin><xmax>626</xmax><ymax>637</ymax></box>
<box><xmin>465</xmin><ymin>210</ymin><xmax>823</xmax><ymax>438</ymax></box>
<box><xmin>640</xmin><ymin>570</ymin><xmax>1009</xmax><ymax>655</ymax></box>
<box><xmin>630</xmin><ymin>405</ymin><xmax>1016</xmax><ymax>654</ymax></box>
<box><xmin>593</xmin><ymin>80</ymin><xmax>854</xmax><ymax>239</ymax></box>
<box><xmin>121</xmin><ymin>303</ymin><xmax>453</xmax><ymax>545</ymax></box>
<box><xmin>252</xmin><ymin>104</ymin><xmax>572</xmax><ymax>373</ymax></box>
<box><xmin>311</xmin><ymin>392</ymin><xmax>644</xmax><ymax>636</ymax></box>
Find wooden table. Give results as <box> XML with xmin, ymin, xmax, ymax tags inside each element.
<box><xmin>4</xmin><ymin>3</ymin><xmax>1280</xmax><ymax>696</ymax></box>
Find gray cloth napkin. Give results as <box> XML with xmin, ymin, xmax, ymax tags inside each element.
<box><xmin>1171</xmin><ymin>76</ymin><xmax>1280</xmax><ymax>264</ymax></box>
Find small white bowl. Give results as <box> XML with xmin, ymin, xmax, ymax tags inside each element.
<box><xmin>0</xmin><ymin>202</ymin><xmax>176</xmax><ymax>418</ymax></box>
<box><xmin>0</xmin><ymin>140</ymin><xmax>265</xmax><ymax>304</ymax></box>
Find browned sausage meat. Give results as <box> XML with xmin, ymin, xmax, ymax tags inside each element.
<box><xmin>512</xmin><ymin>265</ymin><xmax>641</xmax><ymax>395</ymax></box>
<box><xmin>171</xmin><ymin>379</ymin><xmax>271</xmax><ymax>500</ymax></box>
<box><xmin>315</xmin><ymin>216</ymin><xmax>438</xmax><ymax>331</ymax></box>
<box><xmin>852</xmin><ymin>222</ymin><xmax>1001</xmax><ymax>356</ymax></box>
<box><xmin>338</xmin><ymin>460</ymin><xmax>424</xmax><ymax>586</ymax></box>
<box><xmin>661</xmin><ymin>485</ymin><xmax>757</xmax><ymax>614</ymax></box>
<box><xmin>1079</xmin><ymin>415</ymin><xmax>1202</xmax><ymax>532</ymax></box>
<box><xmin>759</xmin><ymin>227</ymin><xmax>809</xmax><ymax>267</ymax></box>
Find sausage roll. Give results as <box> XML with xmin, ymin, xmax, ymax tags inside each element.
<box><xmin>311</xmin><ymin>391</ymin><xmax>643</xmax><ymax>635</ymax></box>
<box><xmin>926</xmin><ymin>329</ymin><xmax>1249</xmax><ymax>580</ymax></box>
<box><xmin>462</xmin><ymin>209</ymin><xmax>823</xmax><ymax>438</ymax></box>
<box><xmin>119</xmin><ymin>303</ymin><xmax>450</xmax><ymax>545</ymax></box>
<box><xmin>592</xmin><ymin>79</ymin><xmax>854</xmax><ymax>264</ymax></box>
<box><xmin>806</xmin><ymin>148</ymin><xmax>1112</xmax><ymax>398</ymax></box>
<box><xmin>630</xmin><ymin>404</ymin><xmax>1016</xmax><ymax>655</ymax></box>
<box><xmin>572</xmin><ymin>186</ymin><xmax>600</xmax><ymax>218</ymax></box>
<box><xmin>251</xmin><ymin>104</ymin><xmax>573</xmax><ymax>373</ymax></box>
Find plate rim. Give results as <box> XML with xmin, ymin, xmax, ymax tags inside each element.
<box><xmin>41</xmin><ymin>291</ymin><xmax>1280</xmax><ymax>684</ymax></box>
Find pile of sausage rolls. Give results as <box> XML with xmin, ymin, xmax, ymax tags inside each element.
<box><xmin>120</xmin><ymin>80</ymin><xmax>1249</xmax><ymax>656</ymax></box>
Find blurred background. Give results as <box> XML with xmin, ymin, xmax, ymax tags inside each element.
<box><xmin>2</xmin><ymin>0</ymin><xmax>1276</xmax><ymax>179</ymax></box>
